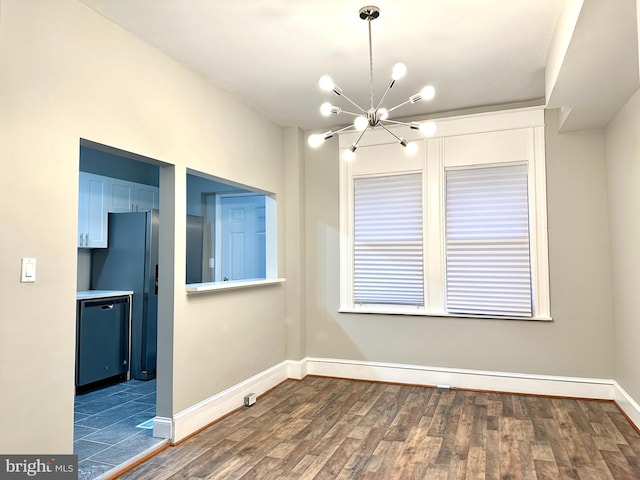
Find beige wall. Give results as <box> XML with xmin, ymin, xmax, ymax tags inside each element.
<box><xmin>606</xmin><ymin>89</ymin><xmax>640</xmax><ymax>401</ymax></box>
<box><xmin>304</xmin><ymin>109</ymin><xmax>614</xmax><ymax>378</ymax></box>
<box><xmin>284</xmin><ymin>127</ymin><xmax>307</xmax><ymax>360</ymax></box>
<box><xmin>0</xmin><ymin>0</ymin><xmax>288</xmax><ymax>453</ymax></box>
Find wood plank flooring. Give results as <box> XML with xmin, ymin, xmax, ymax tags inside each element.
<box><xmin>118</xmin><ymin>376</ymin><xmax>640</xmax><ymax>479</ymax></box>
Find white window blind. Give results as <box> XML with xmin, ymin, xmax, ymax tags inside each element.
<box><xmin>353</xmin><ymin>173</ymin><xmax>424</xmax><ymax>306</ymax></box>
<box><xmin>445</xmin><ymin>164</ymin><xmax>532</xmax><ymax>317</ymax></box>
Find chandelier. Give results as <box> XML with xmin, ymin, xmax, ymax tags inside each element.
<box><xmin>308</xmin><ymin>5</ymin><xmax>437</xmax><ymax>160</ymax></box>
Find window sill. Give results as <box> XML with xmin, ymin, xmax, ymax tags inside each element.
<box><xmin>186</xmin><ymin>278</ymin><xmax>286</xmax><ymax>294</ymax></box>
<box><xmin>338</xmin><ymin>307</ymin><xmax>552</xmax><ymax>322</ymax></box>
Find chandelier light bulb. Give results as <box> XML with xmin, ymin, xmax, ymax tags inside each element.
<box><xmin>354</xmin><ymin>115</ymin><xmax>368</xmax><ymax>131</ymax></box>
<box><xmin>319</xmin><ymin>75</ymin><xmax>335</xmax><ymax>92</ymax></box>
<box><xmin>392</xmin><ymin>63</ymin><xmax>407</xmax><ymax>80</ymax></box>
<box><xmin>308</xmin><ymin>133</ymin><xmax>325</xmax><ymax>148</ymax></box>
<box><xmin>320</xmin><ymin>102</ymin><xmax>333</xmax><ymax>117</ymax></box>
<box><xmin>405</xmin><ymin>142</ymin><xmax>419</xmax><ymax>156</ymax></box>
<box><xmin>343</xmin><ymin>149</ymin><xmax>356</xmax><ymax>162</ymax></box>
<box><xmin>378</xmin><ymin>108</ymin><xmax>389</xmax><ymax>120</ymax></box>
<box><xmin>419</xmin><ymin>85</ymin><xmax>436</xmax><ymax>101</ymax></box>
<box><xmin>419</xmin><ymin>121</ymin><xmax>437</xmax><ymax>136</ymax></box>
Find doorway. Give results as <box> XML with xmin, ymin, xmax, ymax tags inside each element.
<box><xmin>74</xmin><ymin>140</ymin><xmax>169</xmax><ymax>479</ymax></box>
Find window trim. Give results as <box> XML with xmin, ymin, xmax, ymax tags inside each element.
<box><xmin>338</xmin><ymin>107</ymin><xmax>551</xmax><ymax>320</ymax></box>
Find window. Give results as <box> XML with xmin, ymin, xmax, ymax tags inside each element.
<box><xmin>445</xmin><ymin>164</ymin><xmax>532</xmax><ymax>317</ymax></box>
<box><xmin>339</xmin><ymin>108</ymin><xmax>550</xmax><ymax>320</ymax></box>
<box><xmin>186</xmin><ymin>171</ymin><xmax>277</xmax><ymax>286</ymax></box>
<box><xmin>353</xmin><ymin>173</ymin><xmax>424</xmax><ymax>306</ymax></box>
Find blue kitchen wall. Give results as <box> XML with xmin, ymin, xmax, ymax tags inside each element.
<box><xmin>80</xmin><ymin>144</ymin><xmax>160</xmax><ymax>186</ymax></box>
<box><xmin>186</xmin><ymin>173</ymin><xmax>243</xmax><ymax>216</ymax></box>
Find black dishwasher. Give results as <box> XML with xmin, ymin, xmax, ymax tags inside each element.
<box><xmin>76</xmin><ymin>296</ymin><xmax>130</xmax><ymax>388</ymax></box>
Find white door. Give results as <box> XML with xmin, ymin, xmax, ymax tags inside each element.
<box><xmin>219</xmin><ymin>195</ymin><xmax>266</xmax><ymax>281</ymax></box>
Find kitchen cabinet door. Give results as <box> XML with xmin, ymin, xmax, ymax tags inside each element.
<box><xmin>109</xmin><ymin>179</ymin><xmax>135</xmax><ymax>213</ymax></box>
<box><xmin>78</xmin><ymin>172</ymin><xmax>108</xmax><ymax>248</ymax></box>
<box><xmin>108</xmin><ymin>178</ymin><xmax>158</xmax><ymax>212</ymax></box>
<box><xmin>136</xmin><ymin>184</ymin><xmax>159</xmax><ymax>212</ymax></box>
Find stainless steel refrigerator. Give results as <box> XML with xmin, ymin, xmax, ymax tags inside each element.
<box><xmin>91</xmin><ymin>210</ymin><xmax>159</xmax><ymax>380</ymax></box>
<box><xmin>186</xmin><ymin>214</ymin><xmax>204</xmax><ymax>284</ymax></box>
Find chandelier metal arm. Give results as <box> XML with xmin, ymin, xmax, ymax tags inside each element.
<box><xmin>381</xmin><ymin>119</ymin><xmax>406</xmax><ymax>125</ymax></box>
<box><xmin>326</xmin><ymin>123</ymin><xmax>359</xmax><ymax>138</ymax></box>
<box><xmin>336</xmin><ymin>90</ymin><xmax>368</xmax><ymax>114</ymax></box>
<box><xmin>378</xmin><ymin>122</ymin><xmax>406</xmax><ymax>145</ymax></box>
<box><xmin>351</xmin><ymin>127</ymin><xmax>369</xmax><ymax>151</ymax></box>
<box><xmin>382</xmin><ymin>119</ymin><xmax>419</xmax><ymax>128</ymax></box>
<box><xmin>375</xmin><ymin>79</ymin><xmax>396</xmax><ymax>111</ymax></box>
<box><xmin>386</xmin><ymin>98</ymin><xmax>413</xmax><ymax>114</ymax></box>
<box><xmin>339</xmin><ymin>109</ymin><xmax>364</xmax><ymax>117</ymax></box>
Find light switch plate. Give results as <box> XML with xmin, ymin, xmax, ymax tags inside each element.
<box><xmin>21</xmin><ymin>257</ymin><xmax>36</xmax><ymax>283</ymax></box>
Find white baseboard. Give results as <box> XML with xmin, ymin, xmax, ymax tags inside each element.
<box><xmin>301</xmin><ymin>357</ymin><xmax>614</xmax><ymax>400</ymax></box>
<box><xmin>152</xmin><ymin>416</ymin><xmax>172</xmax><ymax>439</ymax></box>
<box><xmin>287</xmin><ymin>358</ymin><xmax>306</xmax><ymax>380</ymax></box>
<box><xmin>168</xmin><ymin>357</ymin><xmax>640</xmax><ymax>444</ymax></box>
<box><xmin>172</xmin><ymin>360</ymin><xmax>295</xmax><ymax>443</ymax></box>
<box><xmin>613</xmin><ymin>381</ymin><xmax>640</xmax><ymax>429</ymax></box>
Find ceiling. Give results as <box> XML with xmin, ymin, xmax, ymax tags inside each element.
<box><xmin>546</xmin><ymin>0</ymin><xmax>639</xmax><ymax>131</ymax></box>
<box><xmin>77</xmin><ymin>1</ymin><xmax>635</xmax><ymax>132</ymax></box>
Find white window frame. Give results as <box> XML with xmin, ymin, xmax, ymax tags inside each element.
<box><xmin>338</xmin><ymin>107</ymin><xmax>551</xmax><ymax>320</ymax></box>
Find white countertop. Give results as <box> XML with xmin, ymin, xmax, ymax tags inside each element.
<box><xmin>76</xmin><ymin>290</ymin><xmax>134</xmax><ymax>300</ymax></box>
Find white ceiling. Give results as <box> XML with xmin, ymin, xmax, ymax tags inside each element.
<box><xmin>77</xmin><ymin>0</ymin><xmax>635</xmax><ymax>132</ymax></box>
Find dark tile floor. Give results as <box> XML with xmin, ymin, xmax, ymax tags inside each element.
<box><xmin>73</xmin><ymin>379</ymin><xmax>168</xmax><ymax>480</ymax></box>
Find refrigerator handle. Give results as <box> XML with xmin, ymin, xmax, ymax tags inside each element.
<box><xmin>154</xmin><ymin>264</ymin><xmax>159</xmax><ymax>295</ymax></box>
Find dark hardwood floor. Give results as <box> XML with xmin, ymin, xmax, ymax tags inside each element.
<box><xmin>118</xmin><ymin>376</ymin><xmax>640</xmax><ymax>479</ymax></box>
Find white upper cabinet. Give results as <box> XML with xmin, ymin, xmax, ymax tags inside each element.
<box><xmin>78</xmin><ymin>172</ymin><xmax>109</xmax><ymax>248</ymax></box>
<box><xmin>135</xmin><ymin>184</ymin><xmax>159</xmax><ymax>212</ymax></box>
<box><xmin>78</xmin><ymin>173</ymin><xmax>159</xmax><ymax>248</ymax></box>
<box><xmin>108</xmin><ymin>178</ymin><xmax>159</xmax><ymax>212</ymax></box>
<box><xmin>108</xmin><ymin>179</ymin><xmax>134</xmax><ymax>213</ymax></box>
